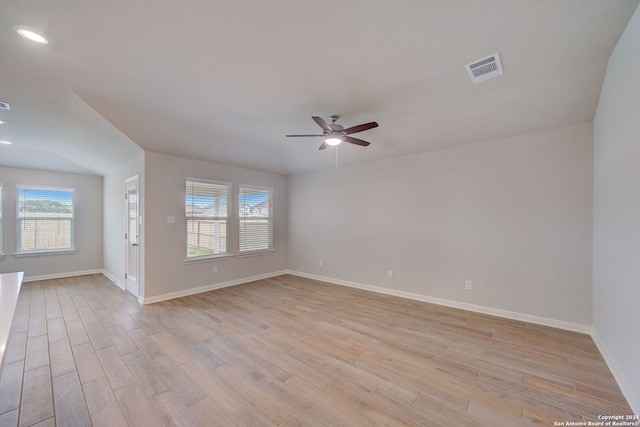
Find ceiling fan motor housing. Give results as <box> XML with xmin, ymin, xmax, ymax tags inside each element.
<box><xmin>328</xmin><ymin>115</ymin><xmax>344</xmax><ymax>132</ymax></box>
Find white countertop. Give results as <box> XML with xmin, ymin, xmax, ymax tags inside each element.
<box><xmin>0</xmin><ymin>272</ymin><xmax>24</xmax><ymax>379</ymax></box>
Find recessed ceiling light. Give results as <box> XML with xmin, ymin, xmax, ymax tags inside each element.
<box><xmin>0</xmin><ymin>120</ymin><xmax>5</xmax><ymax>124</ymax></box>
<box><xmin>0</xmin><ymin>140</ymin><xmax>13</xmax><ymax>145</ymax></box>
<box><xmin>15</xmin><ymin>26</ymin><xmax>48</xmax><ymax>44</ymax></box>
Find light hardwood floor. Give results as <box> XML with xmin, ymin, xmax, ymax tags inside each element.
<box><xmin>0</xmin><ymin>274</ymin><xmax>633</xmax><ymax>426</ymax></box>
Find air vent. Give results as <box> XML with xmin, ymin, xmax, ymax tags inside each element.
<box><xmin>0</xmin><ymin>101</ymin><xmax>10</xmax><ymax>110</ymax></box>
<box><xmin>465</xmin><ymin>53</ymin><xmax>503</xmax><ymax>84</ymax></box>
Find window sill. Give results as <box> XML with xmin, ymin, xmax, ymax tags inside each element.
<box><xmin>238</xmin><ymin>249</ymin><xmax>275</xmax><ymax>257</ymax></box>
<box><xmin>184</xmin><ymin>253</ymin><xmax>233</xmax><ymax>264</ymax></box>
<box><xmin>14</xmin><ymin>248</ymin><xmax>77</xmax><ymax>257</ymax></box>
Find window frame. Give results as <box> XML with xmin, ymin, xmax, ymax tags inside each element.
<box><xmin>185</xmin><ymin>177</ymin><xmax>232</xmax><ymax>262</ymax></box>
<box><xmin>15</xmin><ymin>185</ymin><xmax>76</xmax><ymax>255</ymax></box>
<box><xmin>238</xmin><ymin>184</ymin><xmax>274</xmax><ymax>255</ymax></box>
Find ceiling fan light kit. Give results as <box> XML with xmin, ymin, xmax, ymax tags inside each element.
<box><xmin>286</xmin><ymin>114</ymin><xmax>379</xmax><ymax>151</ymax></box>
<box><xmin>324</xmin><ymin>137</ymin><xmax>342</xmax><ymax>146</ymax></box>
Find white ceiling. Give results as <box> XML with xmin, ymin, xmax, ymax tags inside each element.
<box><xmin>0</xmin><ymin>0</ymin><xmax>638</xmax><ymax>176</ymax></box>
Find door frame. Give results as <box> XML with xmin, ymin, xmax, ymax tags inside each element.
<box><xmin>125</xmin><ymin>175</ymin><xmax>140</xmax><ymax>298</ymax></box>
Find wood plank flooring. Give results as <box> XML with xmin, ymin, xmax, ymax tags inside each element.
<box><xmin>0</xmin><ymin>273</ymin><xmax>633</xmax><ymax>426</ymax></box>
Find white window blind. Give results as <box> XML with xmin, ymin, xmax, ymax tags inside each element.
<box><xmin>17</xmin><ymin>186</ymin><xmax>75</xmax><ymax>253</ymax></box>
<box><xmin>239</xmin><ymin>185</ymin><xmax>272</xmax><ymax>253</ymax></box>
<box><xmin>186</xmin><ymin>179</ymin><xmax>230</xmax><ymax>258</ymax></box>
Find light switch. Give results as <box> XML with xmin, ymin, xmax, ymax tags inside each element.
<box><xmin>167</xmin><ymin>216</ymin><xmax>175</xmax><ymax>224</ymax></box>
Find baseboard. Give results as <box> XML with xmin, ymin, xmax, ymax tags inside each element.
<box><xmin>21</xmin><ymin>267</ymin><xmax>592</xmax><ymax>335</ymax></box>
<box><xmin>22</xmin><ymin>269</ymin><xmax>104</xmax><ymax>283</ymax></box>
<box><xmin>591</xmin><ymin>330</ymin><xmax>640</xmax><ymax>415</ymax></box>
<box><xmin>286</xmin><ymin>270</ymin><xmax>593</xmax><ymax>335</ymax></box>
<box><xmin>101</xmin><ymin>269</ymin><xmax>126</xmax><ymax>290</ymax></box>
<box><xmin>140</xmin><ymin>270</ymin><xmax>289</xmax><ymax>304</ymax></box>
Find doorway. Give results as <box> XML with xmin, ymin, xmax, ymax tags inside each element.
<box><xmin>125</xmin><ymin>175</ymin><xmax>140</xmax><ymax>297</ymax></box>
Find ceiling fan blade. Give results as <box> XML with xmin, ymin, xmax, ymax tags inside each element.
<box><xmin>343</xmin><ymin>136</ymin><xmax>371</xmax><ymax>147</ymax></box>
<box><xmin>343</xmin><ymin>121</ymin><xmax>379</xmax><ymax>135</ymax></box>
<box><xmin>286</xmin><ymin>134</ymin><xmax>324</xmax><ymax>137</ymax></box>
<box><xmin>312</xmin><ymin>116</ymin><xmax>333</xmax><ymax>132</ymax></box>
<box><xmin>318</xmin><ymin>141</ymin><xmax>328</xmax><ymax>150</ymax></box>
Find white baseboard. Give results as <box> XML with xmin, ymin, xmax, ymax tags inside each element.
<box><xmin>101</xmin><ymin>269</ymin><xmax>126</xmax><ymax>290</ymax></box>
<box><xmin>20</xmin><ymin>268</ymin><xmax>593</xmax><ymax>335</ymax></box>
<box><xmin>140</xmin><ymin>270</ymin><xmax>289</xmax><ymax>304</ymax></box>
<box><xmin>285</xmin><ymin>270</ymin><xmax>593</xmax><ymax>335</ymax></box>
<box><xmin>591</xmin><ymin>330</ymin><xmax>640</xmax><ymax>415</ymax></box>
<box><xmin>22</xmin><ymin>269</ymin><xmax>104</xmax><ymax>283</ymax></box>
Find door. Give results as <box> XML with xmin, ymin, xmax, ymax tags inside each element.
<box><xmin>125</xmin><ymin>176</ymin><xmax>140</xmax><ymax>297</ymax></box>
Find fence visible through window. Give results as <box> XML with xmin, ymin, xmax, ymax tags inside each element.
<box><xmin>186</xmin><ymin>179</ymin><xmax>230</xmax><ymax>258</ymax></box>
<box><xmin>17</xmin><ymin>186</ymin><xmax>75</xmax><ymax>253</ymax></box>
<box><xmin>239</xmin><ymin>185</ymin><xmax>272</xmax><ymax>253</ymax></box>
<box><xmin>187</xmin><ymin>219</ymin><xmax>227</xmax><ymax>256</ymax></box>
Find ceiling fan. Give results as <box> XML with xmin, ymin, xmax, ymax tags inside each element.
<box><xmin>286</xmin><ymin>115</ymin><xmax>378</xmax><ymax>150</ymax></box>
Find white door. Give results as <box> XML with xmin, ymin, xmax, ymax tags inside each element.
<box><xmin>125</xmin><ymin>176</ymin><xmax>140</xmax><ymax>297</ymax></box>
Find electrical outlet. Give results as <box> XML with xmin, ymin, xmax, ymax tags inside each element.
<box><xmin>212</xmin><ymin>266</ymin><xmax>218</xmax><ymax>273</ymax></box>
<box><xmin>319</xmin><ymin>260</ymin><xmax>323</xmax><ymax>267</ymax></box>
<box><xmin>465</xmin><ymin>280</ymin><xmax>472</xmax><ymax>290</ymax></box>
<box><xmin>387</xmin><ymin>270</ymin><xmax>393</xmax><ymax>278</ymax></box>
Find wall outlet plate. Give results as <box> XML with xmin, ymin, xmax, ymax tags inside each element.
<box><xmin>465</xmin><ymin>280</ymin><xmax>473</xmax><ymax>290</ymax></box>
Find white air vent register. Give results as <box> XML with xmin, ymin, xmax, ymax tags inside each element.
<box><xmin>465</xmin><ymin>53</ymin><xmax>503</xmax><ymax>84</ymax></box>
<box><xmin>0</xmin><ymin>101</ymin><xmax>10</xmax><ymax>110</ymax></box>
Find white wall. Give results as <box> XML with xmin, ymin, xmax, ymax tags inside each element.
<box><xmin>592</xmin><ymin>4</ymin><xmax>640</xmax><ymax>414</ymax></box>
<box><xmin>288</xmin><ymin>123</ymin><xmax>593</xmax><ymax>326</ymax></box>
<box><xmin>0</xmin><ymin>166</ymin><xmax>103</xmax><ymax>278</ymax></box>
<box><xmin>142</xmin><ymin>152</ymin><xmax>287</xmax><ymax>300</ymax></box>
<box><xmin>103</xmin><ymin>153</ymin><xmax>145</xmax><ymax>290</ymax></box>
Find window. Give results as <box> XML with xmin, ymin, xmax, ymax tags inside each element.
<box><xmin>239</xmin><ymin>185</ymin><xmax>273</xmax><ymax>253</ymax></box>
<box><xmin>17</xmin><ymin>186</ymin><xmax>75</xmax><ymax>253</ymax></box>
<box><xmin>186</xmin><ymin>179</ymin><xmax>230</xmax><ymax>259</ymax></box>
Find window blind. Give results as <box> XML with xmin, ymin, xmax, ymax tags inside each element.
<box><xmin>186</xmin><ymin>179</ymin><xmax>230</xmax><ymax>258</ymax></box>
<box><xmin>17</xmin><ymin>186</ymin><xmax>75</xmax><ymax>252</ymax></box>
<box><xmin>239</xmin><ymin>186</ymin><xmax>272</xmax><ymax>253</ymax></box>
